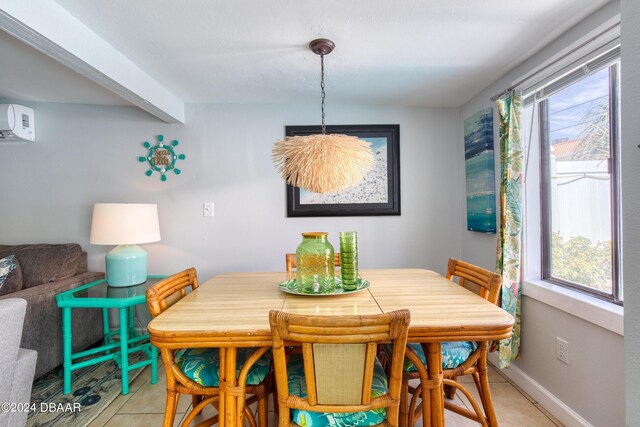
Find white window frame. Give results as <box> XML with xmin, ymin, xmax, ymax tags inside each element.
<box><xmin>535</xmin><ymin>51</ymin><xmax>621</xmax><ymax>303</ymax></box>
<box><xmin>519</xmin><ymin>44</ymin><xmax>624</xmax><ymax>334</ymax></box>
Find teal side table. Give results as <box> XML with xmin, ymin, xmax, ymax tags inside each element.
<box><xmin>56</xmin><ymin>276</ymin><xmax>166</xmax><ymax>395</ymax></box>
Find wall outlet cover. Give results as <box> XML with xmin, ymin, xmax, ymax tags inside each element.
<box><xmin>556</xmin><ymin>337</ymin><xmax>569</xmax><ymax>364</ymax></box>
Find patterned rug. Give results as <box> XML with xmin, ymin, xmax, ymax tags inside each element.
<box><xmin>27</xmin><ymin>352</ymin><xmax>146</xmax><ymax>427</ymax></box>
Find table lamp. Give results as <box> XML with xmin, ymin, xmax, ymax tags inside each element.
<box><xmin>90</xmin><ymin>203</ymin><xmax>161</xmax><ymax>287</ymax></box>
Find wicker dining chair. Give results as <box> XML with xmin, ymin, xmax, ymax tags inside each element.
<box><xmin>394</xmin><ymin>259</ymin><xmax>502</xmax><ymax>427</ymax></box>
<box><xmin>146</xmin><ymin>268</ymin><xmax>271</xmax><ymax>427</ymax></box>
<box><xmin>285</xmin><ymin>253</ymin><xmax>341</xmax><ymax>272</ymax></box>
<box><xmin>269</xmin><ymin>309</ymin><xmax>410</xmax><ymax>427</ymax></box>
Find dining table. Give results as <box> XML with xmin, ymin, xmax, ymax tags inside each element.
<box><xmin>147</xmin><ymin>268</ymin><xmax>514</xmax><ymax>427</ymax></box>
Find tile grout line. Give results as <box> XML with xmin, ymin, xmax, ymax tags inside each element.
<box><xmin>534</xmin><ymin>403</ymin><xmax>565</xmax><ymax>427</ymax></box>
<box><xmin>489</xmin><ymin>362</ymin><xmax>541</xmax><ymax>405</ymax></box>
<box><xmin>102</xmin><ymin>360</ymin><xmax>563</xmax><ymax>427</ymax></box>
<box><xmin>99</xmin><ymin>392</ymin><xmax>133</xmax><ymax>427</ymax></box>
<box><xmin>177</xmin><ymin>406</ymin><xmax>191</xmax><ymax>425</ymax></box>
<box><xmin>486</xmin><ymin>366</ymin><xmax>565</xmax><ymax>426</ymax></box>
<box><xmin>451</xmin><ymin>368</ymin><xmax>563</xmax><ymax>426</ymax></box>
<box><xmin>98</xmin><ymin>406</ymin><xmax>116</xmax><ymax>427</ymax></box>
<box><xmin>87</xmin><ymin>364</ymin><xmax>153</xmax><ymax>426</ymax></box>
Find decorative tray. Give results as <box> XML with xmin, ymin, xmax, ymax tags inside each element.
<box><xmin>278</xmin><ymin>277</ymin><xmax>369</xmax><ymax>296</ymax></box>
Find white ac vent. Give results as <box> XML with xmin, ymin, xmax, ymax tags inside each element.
<box><xmin>0</xmin><ymin>104</ymin><xmax>35</xmax><ymax>142</ymax></box>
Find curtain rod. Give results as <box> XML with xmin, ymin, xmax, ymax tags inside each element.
<box><xmin>490</xmin><ymin>88</ymin><xmax>514</xmax><ymax>102</ymax></box>
<box><xmin>489</xmin><ymin>21</ymin><xmax>619</xmax><ymax>102</ymax></box>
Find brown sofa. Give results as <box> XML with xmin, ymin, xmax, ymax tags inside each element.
<box><xmin>0</xmin><ymin>244</ymin><xmax>105</xmax><ymax>378</ymax></box>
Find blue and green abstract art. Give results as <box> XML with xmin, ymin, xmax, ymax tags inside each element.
<box><xmin>464</xmin><ymin>108</ymin><xmax>496</xmax><ymax>233</ymax></box>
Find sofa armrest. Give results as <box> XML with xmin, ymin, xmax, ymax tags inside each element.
<box><xmin>77</xmin><ymin>251</ymin><xmax>89</xmax><ymax>274</ymax></box>
<box><xmin>0</xmin><ymin>272</ymin><xmax>105</xmax><ymax>378</ymax></box>
<box><xmin>0</xmin><ymin>298</ymin><xmax>27</xmax><ymax>405</ymax></box>
<box><xmin>0</xmin><ymin>272</ymin><xmax>105</xmax><ymax>302</ymax></box>
<box><xmin>7</xmin><ymin>348</ymin><xmax>37</xmax><ymax>427</ymax></box>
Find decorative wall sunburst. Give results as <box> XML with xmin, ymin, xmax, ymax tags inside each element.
<box><xmin>138</xmin><ymin>134</ymin><xmax>185</xmax><ymax>181</ymax></box>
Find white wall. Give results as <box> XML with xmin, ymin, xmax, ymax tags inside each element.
<box><xmin>459</xmin><ymin>2</ymin><xmax>625</xmax><ymax>426</ymax></box>
<box><xmin>0</xmin><ymin>102</ymin><xmax>461</xmax><ymax>281</ymax></box>
<box><xmin>620</xmin><ymin>0</ymin><xmax>640</xmax><ymax>425</ymax></box>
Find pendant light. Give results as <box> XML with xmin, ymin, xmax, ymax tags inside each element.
<box><xmin>272</xmin><ymin>38</ymin><xmax>374</xmax><ymax>194</ymax></box>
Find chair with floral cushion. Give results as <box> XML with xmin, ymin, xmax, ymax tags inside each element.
<box><xmin>386</xmin><ymin>258</ymin><xmax>502</xmax><ymax>427</ymax></box>
<box><xmin>269</xmin><ymin>309</ymin><xmax>410</xmax><ymax>427</ymax></box>
<box><xmin>285</xmin><ymin>253</ymin><xmax>341</xmax><ymax>272</ymax></box>
<box><xmin>146</xmin><ymin>268</ymin><xmax>271</xmax><ymax>427</ymax></box>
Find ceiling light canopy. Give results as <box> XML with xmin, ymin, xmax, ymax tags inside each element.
<box><xmin>272</xmin><ymin>38</ymin><xmax>374</xmax><ymax>194</ymax></box>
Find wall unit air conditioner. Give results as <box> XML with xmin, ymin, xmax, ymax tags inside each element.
<box><xmin>0</xmin><ymin>104</ymin><xmax>35</xmax><ymax>142</ymax></box>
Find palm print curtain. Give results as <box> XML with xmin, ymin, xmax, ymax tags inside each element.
<box><xmin>494</xmin><ymin>95</ymin><xmax>523</xmax><ymax>368</ymax></box>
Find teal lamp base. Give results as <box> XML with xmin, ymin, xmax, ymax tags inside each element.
<box><xmin>106</xmin><ymin>244</ymin><xmax>148</xmax><ymax>287</ymax></box>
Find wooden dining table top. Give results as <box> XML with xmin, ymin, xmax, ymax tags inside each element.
<box><xmin>147</xmin><ymin>268</ymin><xmax>514</xmax><ymax>348</ymax></box>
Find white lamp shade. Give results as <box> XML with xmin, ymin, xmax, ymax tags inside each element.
<box><xmin>90</xmin><ymin>203</ymin><xmax>161</xmax><ymax>245</ymax></box>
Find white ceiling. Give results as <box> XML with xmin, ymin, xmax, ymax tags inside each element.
<box><xmin>2</xmin><ymin>0</ymin><xmax>610</xmax><ymax>108</ymax></box>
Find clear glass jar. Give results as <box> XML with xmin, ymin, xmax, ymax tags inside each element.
<box><xmin>296</xmin><ymin>232</ymin><xmax>335</xmax><ymax>293</ymax></box>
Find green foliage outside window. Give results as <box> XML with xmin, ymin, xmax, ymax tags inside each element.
<box><xmin>551</xmin><ymin>231</ymin><xmax>612</xmax><ymax>292</ymax></box>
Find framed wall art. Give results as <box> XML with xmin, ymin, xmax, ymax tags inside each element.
<box><xmin>286</xmin><ymin>124</ymin><xmax>400</xmax><ymax>217</ymax></box>
<box><xmin>464</xmin><ymin>108</ymin><xmax>497</xmax><ymax>233</ymax></box>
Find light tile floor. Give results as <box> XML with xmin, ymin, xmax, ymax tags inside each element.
<box><xmin>88</xmin><ymin>360</ymin><xmax>564</xmax><ymax>427</ymax></box>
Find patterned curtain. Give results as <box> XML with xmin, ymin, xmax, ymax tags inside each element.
<box><xmin>494</xmin><ymin>95</ymin><xmax>523</xmax><ymax>368</ymax></box>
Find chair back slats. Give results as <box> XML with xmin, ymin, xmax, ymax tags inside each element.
<box><xmin>163</xmin><ymin>291</ymin><xmax>183</xmax><ymax>311</ymax></box>
<box><xmin>285</xmin><ymin>253</ymin><xmax>342</xmax><ymax>272</ymax></box>
<box><xmin>270</xmin><ymin>309</ymin><xmax>410</xmax><ymax>427</ymax></box>
<box><xmin>289</xmin><ymin>324</ymin><xmax>391</xmax><ymax>336</ymax></box>
<box><xmin>313</xmin><ymin>343</ymin><xmax>366</xmax><ymax>405</ymax></box>
<box><xmin>287</xmin><ymin>332</ymin><xmax>392</xmax><ymax>344</ymax></box>
<box><xmin>145</xmin><ymin>268</ymin><xmax>271</xmax><ymax>427</ymax></box>
<box><xmin>285</xmin><ymin>254</ymin><xmax>296</xmax><ymax>273</ymax></box>
<box><xmin>302</xmin><ymin>343</ymin><xmax>318</xmax><ymax>405</ymax></box>
<box><xmin>361</xmin><ymin>342</ymin><xmax>378</xmax><ymax>405</ymax></box>
<box><xmin>446</xmin><ymin>258</ymin><xmax>502</xmax><ymax>304</ymax></box>
<box><xmin>391</xmin><ymin>260</ymin><xmax>503</xmax><ymax>427</ymax></box>
<box><xmin>146</xmin><ymin>268</ymin><xmax>199</xmax><ymax>318</ymax></box>
<box><xmin>386</xmin><ymin>335</ymin><xmax>408</xmax><ymax>401</ymax></box>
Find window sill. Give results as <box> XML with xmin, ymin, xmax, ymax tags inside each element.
<box><xmin>523</xmin><ymin>279</ymin><xmax>623</xmax><ymax>336</ymax></box>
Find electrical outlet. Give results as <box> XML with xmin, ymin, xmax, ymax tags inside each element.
<box><xmin>203</xmin><ymin>202</ymin><xmax>214</xmax><ymax>217</ymax></box>
<box><xmin>556</xmin><ymin>337</ymin><xmax>569</xmax><ymax>364</ymax></box>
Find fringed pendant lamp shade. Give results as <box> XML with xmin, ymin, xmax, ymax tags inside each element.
<box><xmin>272</xmin><ymin>39</ymin><xmax>374</xmax><ymax>194</ymax></box>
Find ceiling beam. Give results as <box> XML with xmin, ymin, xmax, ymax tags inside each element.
<box><xmin>0</xmin><ymin>0</ymin><xmax>185</xmax><ymax>123</ymax></box>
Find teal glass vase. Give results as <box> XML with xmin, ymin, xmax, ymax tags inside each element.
<box><xmin>296</xmin><ymin>232</ymin><xmax>335</xmax><ymax>293</ymax></box>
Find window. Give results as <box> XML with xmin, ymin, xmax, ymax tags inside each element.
<box><xmin>524</xmin><ymin>47</ymin><xmax>622</xmax><ymax>303</ymax></box>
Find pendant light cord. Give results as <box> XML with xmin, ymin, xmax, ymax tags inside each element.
<box><xmin>320</xmin><ymin>53</ymin><xmax>326</xmax><ymax>134</ymax></box>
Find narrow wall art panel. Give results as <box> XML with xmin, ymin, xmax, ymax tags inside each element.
<box><xmin>464</xmin><ymin>108</ymin><xmax>496</xmax><ymax>233</ymax></box>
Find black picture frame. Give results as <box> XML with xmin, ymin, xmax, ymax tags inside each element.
<box><xmin>286</xmin><ymin>124</ymin><xmax>400</xmax><ymax>217</ymax></box>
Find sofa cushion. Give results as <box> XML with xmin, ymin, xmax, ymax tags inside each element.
<box><xmin>0</xmin><ymin>244</ymin><xmax>83</xmax><ymax>289</ymax></box>
<box><xmin>0</xmin><ymin>256</ymin><xmax>23</xmax><ymax>296</ymax></box>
